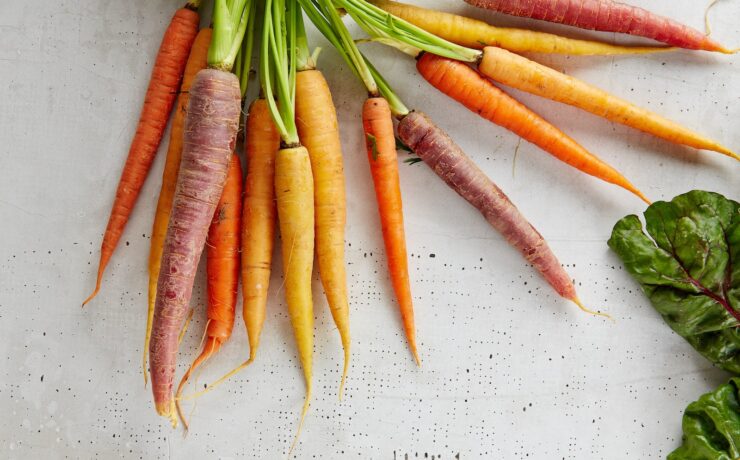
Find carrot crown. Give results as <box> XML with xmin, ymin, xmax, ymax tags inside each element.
<box><xmin>209</xmin><ymin>0</ymin><xmax>253</xmax><ymax>71</ymax></box>
<box><xmin>294</xmin><ymin>1</ymin><xmax>319</xmax><ymax>72</ymax></box>
<box><xmin>336</xmin><ymin>0</ymin><xmax>481</xmax><ymax>63</ymax></box>
<box><xmin>185</xmin><ymin>0</ymin><xmax>203</xmax><ymax>10</ymax></box>
<box><xmin>261</xmin><ymin>0</ymin><xmax>300</xmax><ymax>145</ymax></box>
<box><xmin>299</xmin><ymin>0</ymin><xmax>373</xmax><ymax>91</ymax></box>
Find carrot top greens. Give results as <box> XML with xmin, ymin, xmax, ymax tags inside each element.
<box><xmin>261</xmin><ymin>0</ymin><xmax>300</xmax><ymax>145</ymax></box>
<box><xmin>233</xmin><ymin>0</ymin><xmax>257</xmax><ymax>98</ymax></box>
<box><xmin>209</xmin><ymin>0</ymin><xmax>253</xmax><ymax>70</ymax></box>
<box><xmin>335</xmin><ymin>0</ymin><xmax>481</xmax><ymax>62</ymax></box>
<box><xmin>298</xmin><ymin>0</ymin><xmax>409</xmax><ymax>116</ymax></box>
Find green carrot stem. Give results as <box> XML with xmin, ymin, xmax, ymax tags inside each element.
<box><xmin>336</xmin><ymin>0</ymin><xmax>481</xmax><ymax>62</ymax></box>
<box><xmin>234</xmin><ymin>44</ymin><xmax>244</xmax><ymax>81</ymax></box>
<box><xmin>366</xmin><ymin>59</ymin><xmax>409</xmax><ymax>116</ymax></box>
<box><xmin>239</xmin><ymin>0</ymin><xmax>257</xmax><ymax>97</ymax></box>
<box><xmin>299</xmin><ymin>0</ymin><xmax>408</xmax><ymax>114</ymax></box>
<box><xmin>295</xmin><ymin>2</ymin><xmax>315</xmax><ymax>71</ymax></box>
<box><xmin>209</xmin><ymin>0</ymin><xmax>251</xmax><ymax>70</ymax></box>
<box><xmin>261</xmin><ymin>0</ymin><xmax>300</xmax><ymax>144</ymax></box>
<box><xmin>316</xmin><ymin>0</ymin><xmax>378</xmax><ymax>94</ymax></box>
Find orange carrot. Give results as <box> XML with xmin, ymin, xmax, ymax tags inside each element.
<box><xmin>175</xmin><ymin>154</ymin><xmax>242</xmax><ymax>429</ymax></box>
<box><xmin>362</xmin><ymin>97</ymin><xmax>420</xmax><ymax>365</ymax></box>
<box><xmin>416</xmin><ymin>52</ymin><xmax>650</xmax><ymax>204</ymax></box>
<box><xmin>143</xmin><ymin>27</ymin><xmax>212</xmax><ymax>386</ymax></box>
<box><xmin>241</xmin><ymin>99</ymin><xmax>281</xmax><ymax>362</ymax></box>
<box><xmin>83</xmin><ymin>5</ymin><xmax>200</xmax><ymax>306</ymax></box>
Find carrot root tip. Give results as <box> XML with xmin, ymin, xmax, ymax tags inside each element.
<box><xmin>81</xmin><ymin>283</ymin><xmax>101</xmax><ymax>308</ymax></box>
<box><xmin>338</xmin><ymin>348</ymin><xmax>350</xmax><ymax>401</ymax></box>
<box><xmin>142</xmin><ymin>355</ymin><xmax>149</xmax><ymax>388</ymax></box>
<box><xmin>572</xmin><ymin>297</ymin><xmax>613</xmax><ymax>322</ymax></box>
<box><xmin>288</xmin><ymin>388</ymin><xmax>312</xmax><ymax>456</ymax></box>
<box><xmin>155</xmin><ymin>400</ymin><xmax>179</xmax><ymax>428</ymax></box>
<box><xmin>412</xmin><ymin>349</ymin><xmax>422</xmax><ymax>368</ymax></box>
<box><xmin>637</xmin><ymin>192</ymin><xmax>652</xmax><ymax>206</ymax></box>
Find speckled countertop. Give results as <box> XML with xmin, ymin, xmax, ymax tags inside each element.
<box><xmin>1</xmin><ymin>1</ymin><xmax>738</xmax><ymax>458</ymax></box>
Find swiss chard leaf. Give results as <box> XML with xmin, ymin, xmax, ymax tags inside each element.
<box><xmin>668</xmin><ymin>377</ymin><xmax>740</xmax><ymax>460</ymax></box>
<box><xmin>608</xmin><ymin>190</ymin><xmax>740</xmax><ymax>374</ymax></box>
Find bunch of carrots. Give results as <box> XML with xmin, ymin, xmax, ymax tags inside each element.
<box><xmin>82</xmin><ymin>0</ymin><xmax>737</xmax><ymax>449</ymax></box>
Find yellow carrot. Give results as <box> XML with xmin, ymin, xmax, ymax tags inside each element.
<box><xmin>295</xmin><ymin>69</ymin><xmax>351</xmax><ymax>396</ymax></box>
<box><xmin>274</xmin><ymin>144</ymin><xmax>315</xmax><ymax>442</ymax></box>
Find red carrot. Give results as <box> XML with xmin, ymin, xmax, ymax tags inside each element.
<box><xmin>83</xmin><ymin>4</ymin><xmax>200</xmax><ymax>306</ymax></box>
<box><xmin>464</xmin><ymin>0</ymin><xmax>733</xmax><ymax>53</ymax></box>
<box><xmin>148</xmin><ymin>0</ymin><xmax>249</xmax><ymax>425</ymax></box>
<box><xmin>397</xmin><ymin>111</ymin><xmax>608</xmax><ymax>318</ymax></box>
<box><xmin>175</xmin><ymin>153</ymin><xmax>242</xmax><ymax>429</ymax></box>
<box><xmin>149</xmin><ymin>69</ymin><xmax>241</xmax><ymax>425</ymax></box>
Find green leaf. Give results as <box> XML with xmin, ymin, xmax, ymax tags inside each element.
<box><xmin>608</xmin><ymin>190</ymin><xmax>740</xmax><ymax>374</ymax></box>
<box><xmin>395</xmin><ymin>136</ymin><xmax>411</xmax><ymax>152</ymax></box>
<box><xmin>366</xmin><ymin>133</ymin><xmax>379</xmax><ymax>161</ymax></box>
<box><xmin>668</xmin><ymin>377</ymin><xmax>740</xmax><ymax>460</ymax></box>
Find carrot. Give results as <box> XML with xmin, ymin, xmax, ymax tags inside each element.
<box><xmin>464</xmin><ymin>0</ymin><xmax>734</xmax><ymax>53</ymax></box>
<box><xmin>149</xmin><ymin>68</ymin><xmax>241</xmax><ymax>424</ymax></box>
<box><xmin>142</xmin><ymin>27</ymin><xmax>212</xmax><ymax>386</ymax></box>
<box><xmin>261</xmin><ymin>0</ymin><xmax>315</xmax><ymax>446</ymax></box>
<box><xmin>174</xmin><ymin>154</ymin><xmax>242</xmax><ymax>429</ymax></box>
<box><xmin>295</xmin><ymin>69</ymin><xmax>351</xmax><ymax>395</ymax></box>
<box><xmin>275</xmin><ymin>144</ymin><xmax>315</xmax><ymax>444</ymax></box>
<box><xmin>300</xmin><ymin>0</ymin><xmax>421</xmax><ymax>364</ymax></box>
<box><xmin>241</xmin><ymin>99</ymin><xmax>281</xmax><ymax>362</ymax></box>
<box><xmin>370</xmin><ymin>0</ymin><xmax>671</xmax><ymax>55</ymax></box>
<box><xmin>363</xmin><ymin>97</ymin><xmax>420</xmax><ymax>365</ymax></box>
<box><xmin>416</xmin><ymin>52</ymin><xmax>650</xmax><ymax>203</ymax></box>
<box><xmin>476</xmin><ymin>46</ymin><xmax>739</xmax><ymax>161</ymax></box>
<box><xmin>149</xmin><ymin>0</ymin><xmax>250</xmax><ymax>425</ymax></box>
<box><xmin>83</xmin><ymin>4</ymin><xmax>200</xmax><ymax>306</ymax></box>
<box><xmin>314</xmin><ymin>0</ymin><xmax>604</xmax><ymax>316</ymax></box>
<box><xmin>397</xmin><ymin>111</ymin><xmax>607</xmax><ymax>317</ymax></box>
<box><xmin>342</xmin><ymin>0</ymin><xmax>737</xmax><ymax>161</ymax></box>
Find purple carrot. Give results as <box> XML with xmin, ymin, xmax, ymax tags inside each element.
<box><xmin>149</xmin><ymin>68</ymin><xmax>241</xmax><ymax>425</ymax></box>
<box><xmin>397</xmin><ymin>111</ymin><xmax>607</xmax><ymax>317</ymax></box>
<box><xmin>464</xmin><ymin>0</ymin><xmax>732</xmax><ymax>53</ymax></box>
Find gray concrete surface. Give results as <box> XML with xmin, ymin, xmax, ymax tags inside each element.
<box><xmin>1</xmin><ymin>0</ymin><xmax>738</xmax><ymax>458</ymax></box>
